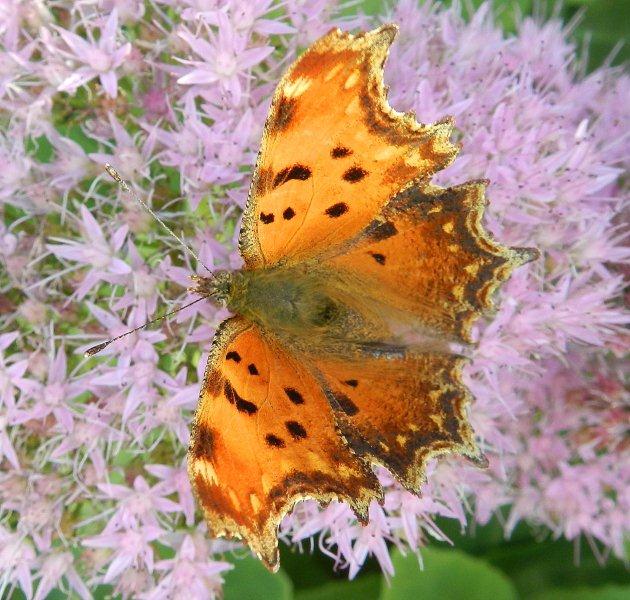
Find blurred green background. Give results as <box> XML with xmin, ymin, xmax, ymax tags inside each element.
<box><xmin>219</xmin><ymin>2</ymin><xmax>629</xmax><ymax>599</ymax></box>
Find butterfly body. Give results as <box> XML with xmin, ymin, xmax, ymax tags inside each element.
<box><xmin>188</xmin><ymin>24</ymin><xmax>538</xmax><ymax>572</ymax></box>
<box><xmin>194</xmin><ymin>266</ymin><xmax>389</xmax><ymax>358</ymax></box>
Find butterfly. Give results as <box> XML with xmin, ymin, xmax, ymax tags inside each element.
<box><xmin>187</xmin><ymin>24</ymin><xmax>538</xmax><ymax>571</ymax></box>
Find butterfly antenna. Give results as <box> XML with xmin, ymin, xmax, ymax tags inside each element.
<box><xmin>84</xmin><ymin>296</ymin><xmax>206</xmax><ymax>357</ymax></box>
<box><xmin>104</xmin><ymin>164</ymin><xmax>213</xmax><ymax>274</ymax></box>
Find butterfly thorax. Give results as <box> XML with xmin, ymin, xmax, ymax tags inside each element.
<box><xmin>194</xmin><ymin>268</ymin><xmax>342</xmax><ymax>339</ymax></box>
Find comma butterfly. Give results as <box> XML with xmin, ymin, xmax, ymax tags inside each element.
<box><xmin>186</xmin><ymin>24</ymin><xmax>538</xmax><ymax>571</ymax></box>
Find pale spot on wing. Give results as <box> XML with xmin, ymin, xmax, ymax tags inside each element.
<box><xmin>404</xmin><ymin>152</ymin><xmax>432</xmax><ymax>169</ymax></box>
<box><xmin>250</xmin><ymin>493</ymin><xmax>261</xmax><ymax>513</ymax></box>
<box><xmin>197</xmin><ymin>458</ymin><xmax>218</xmax><ymax>485</ymax></box>
<box><xmin>345</xmin><ymin>96</ymin><xmax>360</xmax><ymax>116</ymax></box>
<box><xmin>465</xmin><ymin>262</ymin><xmax>480</xmax><ymax>276</ymax></box>
<box><xmin>261</xmin><ymin>474</ymin><xmax>272</xmax><ymax>494</ymax></box>
<box><xmin>324</xmin><ymin>63</ymin><xmax>343</xmax><ymax>82</ymax></box>
<box><xmin>429</xmin><ymin>414</ymin><xmax>443</xmax><ymax>427</ymax></box>
<box><xmin>396</xmin><ymin>434</ymin><xmax>406</xmax><ymax>446</ymax></box>
<box><xmin>442</xmin><ymin>221</ymin><xmax>454</xmax><ymax>234</ymax></box>
<box><xmin>428</xmin><ymin>205</ymin><xmax>442</xmax><ymax>214</ymax></box>
<box><xmin>229</xmin><ymin>489</ymin><xmax>241</xmax><ymax>510</ymax></box>
<box><xmin>409</xmin><ymin>423</ymin><xmax>420</xmax><ymax>432</ymax></box>
<box><xmin>374</xmin><ymin>146</ymin><xmax>398</xmax><ymax>160</ymax></box>
<box><xmin>344</xmin><ymin>70</ymin><xmax>360</xmax><ymax>89</ymax></box>
<box><xmin>337</xmin><ymin>464</ymin><xmax>355</xmax><ymax>478</ymax></box>
<box><xmin>448</xmin><ymin>243</ymin><xmax>460</xmax><ymax>252</ymax></box>
<box><xmin>284</xmin><ymin>76</ymin><xmax>312</xmax><ymax>98</ymax></box>
<box><xmin>379</xmin><ymin>441</ymin><xmax>390</xmax><ymax>451</ymax></box>
<box><xmin>452</xmin><ymin>284</ymin><xmax>464</xmax><ymax>301</ymax></box>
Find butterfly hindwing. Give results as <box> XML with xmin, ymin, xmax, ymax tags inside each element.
<box><xmin>188</xmin><ymin>317</ymin><xmax>382</xmax><ymax>571</ymax></box>
<box><xmin>313</xmin><ymin>351</ymin><xmax>479</xmax><ymax>492</ymax></box>
<box><xmin>240</xmin><ymin>25</ymin><xmax>458</xmax><ymax>268</ymax></box>
<box><xmin>326</xmin><ymin>181</ymin><xmax>538</xmax><ymax>341</ymax></box>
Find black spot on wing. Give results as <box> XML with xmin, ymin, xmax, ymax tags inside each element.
<box><xmin>343</xmin><ymin>379</ymin><xmax>359</xmax><ymax>388</ymax></box>
<box><xmin>236</xmin><ymin>398</ymin><xmax>258</xmax><ymax>415</ymax></box>
<box><xmin>224</xmin><ymin>380</ymin><xmax>258</xmax><ymax>414</ymax></box>
<box><xmin>286</xmin><ymin>421</ymin><xmax>307</xmax><ymax>440</ymax></box>
<box><xmin>368</xmin><ymin>220</ymin><xmax>398</xmax><ymax>241</ymax></box>
<box><xmin>283</xmin><ymin>207</ymin><xmax>296</xmax><ymax>220</ymax></box>
<box><xmin>334</xmin><ymin>392</ymin><xmax>359</xmax><ymax>416</ymax></box>
<box><xmin>225</xmin><ymin>351</ymin><xmax>241</xmax><ymax>363</ymax></box>
<box><xmin>325</xmin><ymin>202</ymin><xmax>348</xmax><ymax>218</ymax></box>
<box><xmin>331</xmin><ymin>146</ymin><xmax>352</xmax><ymax>158</ymax></box>
<box><xmin>284</xmin><ymin>387</ymin><xmax>304</xmax><ymax>405</ymax></box>
<box><xmin>247</xmin><ymin>363</ymin><xmax>259</xmax><ymax>375</ymax></box>
<box><xmin>260</xmin><ymin>212</ymin><xmax>274</xmax><ymax>224</ymax></box>
<box><xmin>343</xmin><ymin>166</ymin><xmax>367</xmax><ymax>183</ymax></box>
<box><xmin>265</xmin><ymin>433</ymin><xmax>286</xmax><ymax>448</ymax></box>
<box><xmin>273</xmin><ymin>164</ymin><xmax>311</xmax><ymax>188</ymax></box>
<box><xmin>369</xmin><ymin>251</ymin><xmax>386</xmax><ymax>265</ymax></box>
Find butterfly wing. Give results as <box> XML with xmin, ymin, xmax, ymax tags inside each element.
<box><xmin>239</xmin><ymin>25</ymin><xmax>458</xmax><ymax>268</ymax></box>
<box><xmin>188</xmin><ymin>317</ymin><xmax>382</xmax><ymax>571</ymax></box>
<box><xmin>313</xmin><ymin>351</ymin><xmax>478</xmax><ymax>492</ymax></box>
<box><xmin>324</xmin><ymin>181</ymin><xmax>538</xmax><ymax>341</ymax></box>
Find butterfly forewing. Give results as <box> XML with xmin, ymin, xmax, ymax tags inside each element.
<box><xmin>239</xmin><ymin>25</ymin><xmax>458</xmax><ymax>268</ymax></box>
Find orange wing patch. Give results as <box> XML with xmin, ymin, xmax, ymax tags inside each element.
<box><xmin>314</xmin><ymin>352</ymin><xmax>479</xmax><ymax>492</ymax></box>
<box><xmin>188</xmin><ymin>317</ymin><xmax>382</xmax><ymax>571</ymax></box>
<box><xmin>239</xmin><ymin>25</ymin><xmax>458</xmax><ymax>268</ymax></box>
<box><xmin>326</xmin><ymin>181</ymin><xmax>538</xmax><ymax>341</ymax></box>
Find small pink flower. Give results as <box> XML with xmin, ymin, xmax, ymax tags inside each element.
<box><xmin>34</xmin><ymin>551</ymin><xmax>91</xmax><ymax>600</ymax></box>
<box><xmin>47</xmin><ymin>205</ymin><xmax>130</xmax><ymax>299</ymax></box>
<box><xmin>89</xmin><ymin>113</ymin><xmax>157</xmax><ymax>181</ymax></box>
<box><xmin>53</xmin><ymin>9</ymin><xmax>131</xmax><ymax>98</ymax></box>
<box><xmin>98</xmin><ymin>475</ymin><xmax>182</xmax><ymax>531</ymax></box>
<box><xmin>146</xmin><ymin>462</ymin><xmax>196</xmax><ymax>526</ymax></box>
<box><xmin>176</xmin><ymin>13</ymin><xmax>273</xmax><ymax>104</ymax></box>
<box><xmin>145</xmin><ymin>535</ymin><xmax>231</xmax><ymax>599</ymax></box>
<box><xmin>18</xmin><ymin>346</ymin><xmax>85</xmax><ymax>432</ymax></box>
<box><xmin>0</xmin><ymin>527</ymin><xmax>37</xmax><ymax>598</ymax></box>
<box><xmin>83</xmin><ymin>524</ymin><xmax>164</xmax><ymax>583</ymax></box>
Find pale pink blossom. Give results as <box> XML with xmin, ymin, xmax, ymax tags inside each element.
<box><xmin>53</xmin><ymin>9</ymin><xmax>131</xmax><ymax>98</ymax></box>
<box><xmin>34</xmin><ymin>551</ymin><xmax>91</xmax><ymax>600</ymax></box>
<box><xmin>47</xmin><ymin>205</ymin><xmax>130</xmax><ymax>298</ymax></box>
<box><xmin>83</xmin><ymin>524</ymin><xmax>164</xmax><ymax>582</ymax></box>
<box><xmin>176</xmin><ymin>13</ymin><xmax>273</xmax><ymax>104</ymax></box>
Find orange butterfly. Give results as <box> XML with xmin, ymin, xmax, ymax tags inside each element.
<box><xmin>187</xmin><ymin>24</ymin><xmax>537</xmax><ymax>571</ymax></box>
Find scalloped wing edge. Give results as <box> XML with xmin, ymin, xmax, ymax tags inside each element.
<box><xmin>318</xmin><ymin>354</ymin><xmax>482</xmax><ymax>494</ymax></box>
<box><xmin>421</xmin><ymin>180</ymin><xmax>539</xmax><ymax>338</ymax></box>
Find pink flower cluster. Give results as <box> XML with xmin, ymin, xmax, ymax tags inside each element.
<box><xmin>0</xmin><ymin>0</ymin><xmax>627</xmax><ymax>596</ymax></box>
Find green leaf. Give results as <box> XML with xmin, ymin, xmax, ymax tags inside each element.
<box><xmin>381</xmin><ymin>547</ymin><xmax>517</xmax><ymax>600</ymax></box>
<box><xmin>223</xmin><ymin>554</ymin><xmax>293</xmax><ymax>600</ymax></box>
<box><xmin>295</xmin><ymin>573</ymin><xmax>381</xmax><ymax>600</ymax></box>
<box><xmin>531</xmin><ymin>586</ymin><xmax>630</xmax><ymax>600</ymax></box>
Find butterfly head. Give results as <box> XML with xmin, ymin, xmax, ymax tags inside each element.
<box><xmin>189</xmin><ymin>271</ymin><xmax>233</xmax><ymax>306</ymax></box>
